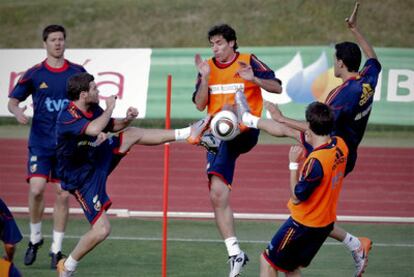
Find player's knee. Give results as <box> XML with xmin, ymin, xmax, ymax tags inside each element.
<box><xmin>95</xmin><ymin>222</ymin><xmax>111</xmax><ymax>241</ymax></box>
<box><xmin>30</xmin><ymin>185</ymin><xmax>45</xmax><ymax>199</ymax></box>
<box><xmin>56</xmin><ymin>188</ymin><xmax>70</xmax><ymax>201</ymax></box>
<box><xmin>209</xmin><ymin>182</ymin><xmax>229</xmax><ymax>206</ymax></box>
<box><xmin>260</xmin><ymin>253</ymin><xmax>276</xmax><ymax>277</ymax></box>
<box><xmin>120</xmin><ymin>127</ymin><xmax>144</xmax><ymax>151</ymax></box>
<box><xmin>29</xmin><ymin>178</ymin><xmax>46</xmax><ymax>197</ymax></box>
<box><xmin>209</xmin><ymin>189</ymin><xmax>228</xmax><ymax>207</ymax></box>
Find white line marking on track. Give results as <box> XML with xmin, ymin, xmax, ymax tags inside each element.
<box><xmin>10</xmin><ymin>207</ymin><xmax>414</xmax><ymax>223</ymax></box>
<box><xmin>21</xmin><ymin>234</ymin><xmax>414</xmax><ymax>248</ymax></box>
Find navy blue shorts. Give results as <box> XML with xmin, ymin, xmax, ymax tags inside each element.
<box><xmin>207</xmin><ymin>128</ymin><xmax>259</xmax><ymax>186</ymax></box>
<box><xmin>263</xmin><ymin>217</ymin><xmax>333</xmax><ymax>272</ymax></box>
<box><xmin>27</xmin><ymin>146</ymin><xmax>60</xmax><ymax>183</ymax></box>
<box><xmin>0</xmin><ymin>198</ymin><xmax>23</xmax><ymax>245</ymax></box>
<box><xmin>70</xmin><ymin>133</ymin><xmax>125</xmax><ymax>225</ymax></box>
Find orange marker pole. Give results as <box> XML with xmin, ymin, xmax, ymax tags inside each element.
<box><xmin>162</xmin><ymin>74</ymin><xmax>172</xmax><ymax>277</ymax></box>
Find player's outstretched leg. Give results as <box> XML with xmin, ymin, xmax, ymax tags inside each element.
<box><xmin>118</xmin><ymin>116</ymin><xmax>212</xmax><ymax>153</ymax></box>
<box><xmin>235</xmin><ymin>89</ymin><xmax>250</xmax><ymax>120</ymax></box>
<box><xmin>228</xmin><ymin>251</ymin><xmax>249</xmax><ymax>277</ymax></box>
<box><xmin>186</xmin><ymin>115</ymin><xmax>212</xmax><ymax>144</ymax></box>
<box><xmin>234</xmin><ymin>90</ymin><xmax>260</xmax><ymax>130</ymax></box>
<box><xmin>353</xmin><ymin>237</ymin><xmax>372</xmax><ymax>277</ymax></box>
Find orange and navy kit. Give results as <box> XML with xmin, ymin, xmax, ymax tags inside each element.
<box><xmin>289</xmin><ymin>136</ymin><xmax>348</xmax><ymax>227</ymax></box>
<box><xmin>192</xmin><ymin>52</ymin><xmax>279</xmax><ymax>187</ymax></box>
<box><xmin>263</xmin><ymin>137</ymin><xmax>348</xmax><ymax>272</ymax></box>
<box><xmin>205</xmin><ymin>53</ymin><xmax>263</xmax><ymax>117</ymax></box>
<box><xmin>193</xmin><ymin>52</ymin><xmax>279</xmax><ymax>117</ymax></box>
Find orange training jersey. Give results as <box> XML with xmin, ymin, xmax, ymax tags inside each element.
<box><xmin>288</xmin><ymin>137</ymin><xmax>348</xmax><ymax>227</ymax></box>
<box><xmin>207</xmin><ymin>53</ymin><xmax>263</xmax><ymax>116</ymax></box>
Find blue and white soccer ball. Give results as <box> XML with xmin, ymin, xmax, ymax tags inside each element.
<box><xmin>210</xmin><ymin>110</ymin><xmax>239</xmax><ymax>141</ymax></box>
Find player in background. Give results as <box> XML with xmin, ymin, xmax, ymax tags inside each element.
<box><xmin>192</xmin><ymin>24</ymin><xmax>282</xmax><ymax>276</ymax></box>
<box><xmin>0</xmin><ymin>198</ymin><xmax>23</xmax><ymax>277</ymax></box>
<box><xmin>238</xmin><ymin>2</ymin><xmax>380</xmax><ymax>276</ymax></box>
<box><xmin>260</xmin><ymin>102</ymin><xmax>348</xmax><ymax>277</ymax></box>
<box><xmin>56</xmin><ymin>72</ymin><xmax>209</xmax><ymax>276</ymax></box>
<box><xmin>7</xmin><ymin>25</ymin><xmax>86</xmax><ymax>269</ymax></box>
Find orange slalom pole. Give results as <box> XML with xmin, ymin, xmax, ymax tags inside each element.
<box><xmin>162</xmin><ymin>74</ymin><xmax>172</xmax><ymax>277</ymax></box>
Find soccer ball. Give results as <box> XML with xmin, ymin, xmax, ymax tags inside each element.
<box><xmin>210</xmin><ymin>110</ymin><xmax>239</xmax><ymax>141</ymax></box>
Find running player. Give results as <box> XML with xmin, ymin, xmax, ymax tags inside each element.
<box><xmin>56</xmin><ymin>72</ymin><xmax>209</xmax><ymax>276</ymax></box>
<box><xmin>238</xmin><ymin>2</ymin><xmax>380</xmax><ymax>276</ymax></box>
<box><xmin>192</xmin><ymin>24</ymin><xmax>282</xmax><ymax>276</ymax></box>
<box><xmin>7</xmin><ymin>25</ymin><xmax>86</xmax><ymax>269</ymax></box>
<box><xmin>0</xmin><ymin>198</ymin><xmax>23</xmax><ymax>277</ymax></box>
<box><xmin>259</xmin><ymin>102</ymin><xmax>348</xmax><ymax>277</ymax></box>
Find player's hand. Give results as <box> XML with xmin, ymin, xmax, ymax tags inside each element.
<box><xmin>289</xmin><ymin>145</ymin><xmax>305</xmax><ymax>163</ymax></box>
<box><xmin>95</xmin><ymin>132</ymin><xmax>109</xmax><ymax>146</ymax></box>
<box><xmin>264</xmin><ymin>101</ymin><xmax>284</xmax><ymax>122</ymax></box>
<box><xmin>125</xmin><ymin>107</ymin><xmax>139</xmax><ymax>121</ymax></box>
<box><xmin>195</xmin><ymin>54</ymin><xmax>210</xmax><ymax>78</ymax></box>
<box><xmin>105</xmin><ymin>95</ymin><xmax>117</xmax><ymax>111</ymax></box>
<box><xmin>237</xmin><ymin>61</ymin><xmax>255</xmax><ymax>82</ymax></box>
<box><xmin>14</xmin><ymin>105</ymin><xmax>29</xmax><ymax>125</ymax></box>
<box><xmin>345</xmin><ymin>1</ymin><xmax>359</xmax><ymax>30</ymax></box>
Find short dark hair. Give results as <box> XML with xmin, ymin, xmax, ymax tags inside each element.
<box><xmin>42</xmin><ymin>25</ymin><xmax>66</xmax><ymax>41</ymax></box>
<box><xmin>305</xmin><ymin>102</ymin><xmax>334</xmax><ymax>136</ymax></box>
<box><xmin>67</xmin><ymin>73</ymin><xmax>95</xmax><ymax>101</ymax></box>
<box><xmin>335</xmin><ymin>41</ymin><xmax>361</xmax><ymax>72</ymax></box>
<box><xmin>208</xmin><ymin>24</ymin><xmax>238</xmax><ymax>50</ymax></box>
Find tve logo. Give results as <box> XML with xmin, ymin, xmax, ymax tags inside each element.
<box><xmin>45</xmin><ymin>97</ymin><xmax>69</xmax><ymax>112</ymax></box>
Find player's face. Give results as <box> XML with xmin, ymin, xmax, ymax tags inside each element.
<box><xmin>333</xmin><ymin>53</ymin><xmax>341</xmax><ymax>78</ymax></box>
<box><xmin>86</xmin><ymin>81</ymin><xmax>100</xmax><ymax>104</ymax></box>
<box><xmin>209</xmin><ymin>35</ymin><xmax>235</xmax><ymax>63</ymax></box>
<box><xmin>44</xmin><ymin>32</ymin><xmax>65</xmax><ymax>59</ymax></box>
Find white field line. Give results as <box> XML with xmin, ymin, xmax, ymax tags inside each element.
<box><xmin>21</xmin><ymin>234</ymin><xmax>414</xmax><ymax>248</ymax></box>
<box><xmin>10</xmin><ymin>207</ymin><xmax>414</xmax><ymax>223</ymax></box>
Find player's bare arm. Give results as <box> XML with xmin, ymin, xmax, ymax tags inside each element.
<box><xmin>264</xmin><ymin>101</ymin><xmax>308</xmax><ymax>132</ymax></box>
<box><xmin>85</xmin><ymin>96</ymin><xmax>116</xmax><ymax>136</ymax></box>
<box><xmin>346</xmin><ymin>1</ymin><xmax>377</xmax><ymax>59</ymax></box>
<box><xmin>237</xmin><ymin>61</ymin><xmax>282</xmax><ymax>94</ymax></box>
<box><xmin>7</xmin><ymin>98</ymin><xmax>29</xmax><ymax>124</ymax></box>
<box><xmin>112</xmin><ymin>106</ymin><xmax>139</xmax><ymax>132</ymax></box>
<box><xmin>193</xmin><ymin>54</ymin><xmax>210</xmax><ymax>111</ymax></box>
<box><xmin>289</xmin><ymin>145</ymin><xmax>304</xmax><ymax>205</ymax></box>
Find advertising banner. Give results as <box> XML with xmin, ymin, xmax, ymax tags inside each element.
<box><xmin>0</xmin><ymin>49</ymin><xmax>151</xmax><ymax>118</ymax></box>
<box><xmin>1</xmin><ymin>47</ymin><xmax>413</xmax><ymax>125</ymax></box>
<box><xmin>146</xmin><ymin>47</ymin><xmax>414</xmax><ymax>126</ymax></box>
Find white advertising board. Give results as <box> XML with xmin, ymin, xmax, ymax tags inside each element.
<box><xmin>0</xmin><ymin>48</ymin><xmax>152</xmax><ymax>118</ymax></box>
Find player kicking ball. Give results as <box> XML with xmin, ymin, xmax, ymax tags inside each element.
<box><xmin>56</xmin><ymin>72</ymin><xmax>209</xmax><ymax>276</ymax></box>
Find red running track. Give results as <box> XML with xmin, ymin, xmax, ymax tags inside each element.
<box><xmin>1</xmin><ymin>139</ymin><xmax>413</xmax><ymax>217</ymax></box>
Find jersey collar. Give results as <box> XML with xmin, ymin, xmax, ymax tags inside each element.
<box><xmin>69</xmin><ymin>101</ymin><xmax>94</xmax><ymax>119</ymax></box>
<box><xmin>213</xmin><ymin>52</ymin><xmax>239</xmax><ymax>69</ymax></box>
<box><xmin>313</xmin><ymin>137</ymin><xmax>337</xmax><ymax>151</ymax></box>
<box><xmin>43</xmin><ymin>59</ymin><xmax>69</xmax><ymax>73</ymax></box>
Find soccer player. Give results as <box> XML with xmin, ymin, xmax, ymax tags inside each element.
<box><xmin>192</xmin><ymin>24</ymin><xmax>282</xmax><ymax>276</ymax></box>
<box><xmin>239</xmin><ymin>2</ymin><xmax>380</xmax><ymax>276</ymax></box>
<box><xmin>7</xmin><ymin>25</ymin><xmax>86</xmax><ymax>268</ymax></box>
<box><xmin>259</xmin><ymin>102</ymin><xmax>349</xmax><ymax>277</ymax></box>
<box><xmin>56</xmin><ymin>72</ymin><xmax>208</xmax><ymax>276</ymax></box>
<box><xmin>0</xmin><ymin>198</ymin><xmax>23</xmax><ymax>277</ymax></box>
